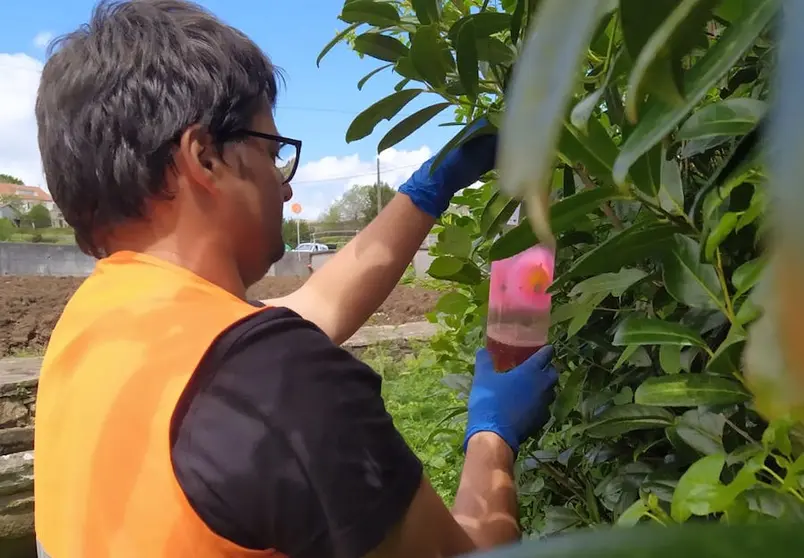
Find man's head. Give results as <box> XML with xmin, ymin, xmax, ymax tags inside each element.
<box><xmin>36</xmin><ymin>0</ymin><xmax>295</xmax><ymax>288</ymax></box>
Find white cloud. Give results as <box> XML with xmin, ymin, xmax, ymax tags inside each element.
<box><xmin>289</xmin><ymin>146</ymin><xmax>433</xmax><ymax>220</ymax></box>
<box><xmin>0</xmin><ymin>53</ymin><xmax>45</xmax><ymax>188</ymax></box>
<box><xmin>33</xmin><ymin>32</ymin><xmax>54</xmax><ymax>50</ymax></box>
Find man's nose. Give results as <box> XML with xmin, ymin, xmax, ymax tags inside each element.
<box><xmin>282</xmin><ymin>182</ymin><xmax>293</xmax><ymax>203</ymax></box>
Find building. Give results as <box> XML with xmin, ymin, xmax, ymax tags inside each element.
<box><xmin>0</xmin><ymin>183</ymin><xmax>67</xmax><ymax>228</ymax></box>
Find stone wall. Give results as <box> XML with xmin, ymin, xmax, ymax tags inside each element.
<box><xmin>0</xmin><ymin>242</ymin><xmax>96</xmax><ymax>277</ymax></box>
<box><xmin>0</xmin><ymin>360</ymin><xmax>37</xmax><ymax>558</ymax></box>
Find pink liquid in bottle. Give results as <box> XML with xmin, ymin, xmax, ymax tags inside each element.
<box><xmin>486</xmin><ymin>244</ymin><xmax>555</xmax><ymax>372</ymax></box>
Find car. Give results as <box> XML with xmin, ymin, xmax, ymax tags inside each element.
<box><xmin>293</xmin><ymin>242</ymin><xmax>330</xmax><ymax>253</ymax></box>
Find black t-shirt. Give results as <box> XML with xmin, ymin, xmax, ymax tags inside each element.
<box><xmin>169</xmin><ymin>306</ymin><xmax>424</xmax><ymax>558</ymax></box>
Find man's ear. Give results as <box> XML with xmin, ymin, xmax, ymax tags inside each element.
<box><xmin>176</xmin><ymin>124</ymin><xmax>223</xmax><ymax>194</ymax></box>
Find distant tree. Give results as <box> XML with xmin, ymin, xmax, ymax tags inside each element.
<box><xmin>0</xmin><ymin>174</ymin><xmax>24</xmax><ymax>185</ymax></box>
<box><xmin>282</xmin><ymin>217</ymin><xmax>311</xmax><ymax>246</ymax></box>
<box><xmin>0</xmin><ymin>218</ymin><xmax>14</xmax><ymax>241</ymax></box>
<box><xmin>26</xmin><ymin>204</ymin><xmax>52</xmax><ymax>229</ymax></box>
<box><xmin>322</xmin><ymin>182</ymin><xmax>396</xmax><ymax>227</ymax></box>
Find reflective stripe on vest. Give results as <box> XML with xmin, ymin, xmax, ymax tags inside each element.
<box><xmin>34</xmin><ymin>251</ymin><xmax>284</xmax><ymax>558</ymax></box>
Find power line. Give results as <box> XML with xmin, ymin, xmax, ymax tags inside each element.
<box><xmin>292</xmin><ymin>163</ymin><xmax>419</xmax><ymax>185</ymax></box>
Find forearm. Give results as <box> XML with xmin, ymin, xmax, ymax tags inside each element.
<box><xmin>266</xmin><ymin>193</ymin><xmax>435</xmax><ymax>345</ymax></box>
<box><xmin>452</xmin><ymin>432</ymin><xmax>521</xmax><ymax>549</ymax></box>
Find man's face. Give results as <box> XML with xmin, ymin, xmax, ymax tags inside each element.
<box><xmin>216</xmin><ymin>101</ymin><xmax>294</xmax><ymax>286</ymax></box>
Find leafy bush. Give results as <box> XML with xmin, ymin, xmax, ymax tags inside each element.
<box><xmin>326</xmin><ymin>0</ymin><xmax>804</xmax><ymax>539</ymax></box>
<box><xmin>0</xmin><ymin>218</ymin><xmax>14</xmax><ymax>241</ymax></box>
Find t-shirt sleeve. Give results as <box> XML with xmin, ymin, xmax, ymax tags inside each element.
<box><xmin>170</xmin><ymin>307</ymin><xmax>424</xmax><ymax>558</ymax></box>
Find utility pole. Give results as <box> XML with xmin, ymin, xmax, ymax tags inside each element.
<box><xmin>376</xmin><ymin>157</ymin><xmax>382</xmax><ymax>217</ymax></box>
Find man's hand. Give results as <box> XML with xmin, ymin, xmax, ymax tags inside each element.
<box><xmin>399</xmin><ymin>118</ymin><xmax>497</xmax><ymax>218</ymax></box>
<box><xmin>465</xmin><ymin>346</ymin><xmax>559</xmax><ymax>455</ymax></box>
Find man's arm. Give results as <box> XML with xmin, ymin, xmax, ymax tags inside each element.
<box><xmin>368</xmin><ymin>433</ymin><xmax>520</xmax><ymax>558</ymax></box>
<box><xmin>265</xmin><ymin>123</ymin><xmax>498</xmax><ymax>345</ymax></box>
<box><xmin>266</xmin><ymin>193</ymin><xmax>435</xmax><ymax>345</ymax></box>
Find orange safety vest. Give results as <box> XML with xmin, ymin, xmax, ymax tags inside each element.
<box><xmin>34</xmin><ymin>251</ymin><xmax>284</xmax><ymax>558</ymax></box>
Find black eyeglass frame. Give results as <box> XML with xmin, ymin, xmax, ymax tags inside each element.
<box><xmin>226</xmin><ymin>130</ymin><xmax>303</xmax><ymax>185</ymax></box>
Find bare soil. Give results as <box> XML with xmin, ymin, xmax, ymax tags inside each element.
<box><xmin>0</xmin><ymin>275</ymin><xmax>439</xmax><ymax>358</ymax></box>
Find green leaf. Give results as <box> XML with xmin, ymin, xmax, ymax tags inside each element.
<box><xmin>614</xmin><ymin>344</ymin><xmax>640</xmax><ymax>370</ymax></box>
<box><xmin>733</xmin><ymin>258</ymin><xmax>765</xmax><ymax>298</ymax></box>
<box><xmin>448</xmin><ymin>12</ymin><xmax>512</xmax><ymax>42</ymax></box>
<box><xmin>704</xmin><ymin>212</ymin><xmax>739</xmax><ymax>261</ymax></box>
<box><xmin>497</xmin><ymin>0</ymin><xmax>609</xmax><ymax>247</ymax></box>
<box><xmin>635</xmin><ymin>375</ymin><xmax>750</xmax><ymax>407</ymax></box>
<box><xmin>411</xmin><ymin>0</ymin><xmax>440</xmax><ymax>24</ymax></box>
<box><xmin>456</xmin><ymin>20</ymin><xmax>479</xmax><ymax>100</ymax></box>
<box><xmin>476</xmin><ymin>37</ymin><xmax>515</xmax><ymax>65</ymax></box>
<box><xmin>624</xmin><ymin>0</ymin><xmax>716</xmax><ymax>122</ymax></box>
<box><xmin>411</xmin><ymin>25</ymin><xmax>454</xmax><ymax>89</ymax></box>
<box><xmin>437</xmin><ymin>225</ymin><xmax>473</xmax><ymax>259</ymax></box>
<box><xmin>489</xmin><ymin>186</ymin><xmax>629</xmax><ymax>260</ymax></box>
<box><xmin>658</xmin><ymin>157</ymin><xmax>684</xmax><ymax>215</ymax></box>
<box><xmin>435</xmin><ymin>291</ymin><xmax>471</xmax><ymax>316</ymax></box>
<box><xmin>660</xmin><ymin>344</ymin><xmax>682</xmax><ymax>375</ymax></box>
<box><xmin>616</xmin><ymin>499</ymin><xmax>649</xmax><ymax>526</ymax></box>
<box><xmin>353</xmin><ymin>32</ymin><xmax>410</xmax><ymax>62</ymax></box>
<box><xmin>671</xmin><ymin>454</ymin><xmax>726</xmax><ymax>522</ymax></box>
<box><xmin>377</xmin><ymin>102</ymin><xmax>451</xmax><ymax>152</ymax></box>
<box><xmin>613</xmin><ymin>0</ymin><xmax>779</xmax><ymax>185</ymax></box>
<box><xmin>346</xmin><ymin>89</ymin><xmax>423</xmax><ymax>143</ymax></box>
<box><xmin>677</xmin><ymin>98</ymin><xmax>768</xmax><ymax>140</ymax></box>
<box><xmin>614</xmin><ymin>318</ymin><xmax>707</xmax><ymax>348</ymax></box>
<box><xmin>317</xmin><ymin>22</ymin><xmax>362</xmax><ymax>67</ymax></box>
<box><xmin>510</xmin><ymin>0</ymin><xmax>527</xmax><ymax>44</ymax></box>
<box><xmin>427</xmin><ymin>256</ymin><xmax>482</xmax><ymax>285</ymax></box>
<box><xmin>340</xmin><ymin>1</ymin><xmax>401</xmax><ymax>27</ymax></box>
<box><xmin>569</xmin><ymin>268</ymin><xmax>647</xmax><ymax>298</ymax></box>
<box><xmin>585</xmin><ymin>404</ymin><xmax>675</xmax><ymax>438</ymax></box>
<box><xmin>567</xmin><ymin>292</ymin><xmax>608</xmax><ymax>337</ymax></box>
<box><xmin>480</xmin><ymin>190</ymin><xmax>520</xmax><ymax>238</ymax></box>
<box><xmin>662</xmin><ymin>234</ymin><xmax>725</xmax><ymax>311</ymax></box>
<box><xmin>561</xmin><ymin>222</ymin><xmax>677</xmax><ymax>281</ymax></box>
<box><xmin>707</xmin><ymin>324</ymin><xmax>747</xmax><ymax>376</ymax></box>
<box><xmin>357</xmin><ymin>63</ymin><xmax>394</xmax><ymax>90</ymax></box>
<box><xmin>676</xmin><ymin>409</ymin><xmax>726</xmax><ymax>455</ymax></box>
<box><xmin>571</xmin><ymin>50</ymin><xmax>624</xmax><ymax>134</ymax></box>
<box><xmin>558</xmin><ymin>119</ymin><xmax>620</xmax><ymax>183</ymax></box>
<box><xmin>553</xmin><ymin>366</ymin><xmax>587</xmax><ymax>424</ymax></box>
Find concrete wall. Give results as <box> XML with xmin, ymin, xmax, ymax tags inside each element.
<box><xmin>0</xmin><ymin>243</ymin><xmax>437</xmax><ymax>279</ymax></box>
<box><xmin>0</xmin><ymin>242</ymin><xmax>96</xmax><ymax>277</ymax></box>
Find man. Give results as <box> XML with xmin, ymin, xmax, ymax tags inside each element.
<box><xmin>32</xmin><ymin>1</ymin><xmax>558</xmax><ymax>557</ymax></box>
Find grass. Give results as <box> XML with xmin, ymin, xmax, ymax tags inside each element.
<box><xmin>360</xmin><ymin>343</ymin><xmax>467</xmax><ymax>504</ymax></box>
<box><xmin>4</xmin><ymin>227</ymin><xmax>75</xmax><ymax>244</ymax></box>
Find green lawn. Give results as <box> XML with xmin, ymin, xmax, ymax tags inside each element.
<box><xmin>5</xmin><ymin>227</ymin><xmax>75</xmax><ymax>244</ymax></box>
<box><xmin>361</xmin><ymin>344</ymin><xmax>467</xmax><ymax>504</ymax></box>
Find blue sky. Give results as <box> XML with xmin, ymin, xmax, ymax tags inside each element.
<box><xmin>0</xmin><ymin>0</ymin><xmax>458</xmax><ymax>219</ymax></box>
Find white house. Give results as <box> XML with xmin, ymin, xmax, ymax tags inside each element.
<box><xmin>0</xmin><ymin>183</ymin><xmax>67</xmax><ymax>227</ymax></box>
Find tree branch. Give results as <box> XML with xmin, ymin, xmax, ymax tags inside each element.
<box><xmin>574</xmin><ymin>165</ymin><xmax>625</xmax><ymax>230</ymax></box>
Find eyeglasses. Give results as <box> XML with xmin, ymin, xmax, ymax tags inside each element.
<box><xmin>227</xmin><ymin>131</ymin><xmax>302</xmax><ymax>184</ymax></box>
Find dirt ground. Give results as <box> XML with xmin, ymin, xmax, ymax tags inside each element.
<box><xmin>0</xmin><ymin>275</ymin><xmax>440</xmax><ymax>358</ymax></box>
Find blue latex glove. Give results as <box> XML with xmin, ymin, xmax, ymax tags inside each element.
<box><xmin>464</xmin><ymin>345</ymin><xmax>559</xmax><ymax>455</ymax></box>
<box><xmin>399</xmin><ymin>118</ymin><xmax>497</xmax><ymax>218</ymax></box>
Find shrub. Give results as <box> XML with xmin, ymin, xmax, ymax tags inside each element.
<box><xmin>326</xmin><ymin>0</ymin><xmax>803</xmax><ymax>539</ymax></box>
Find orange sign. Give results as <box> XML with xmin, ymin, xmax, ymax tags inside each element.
<box><xmin>291</xmin><ymin>203</ymin><xmax>302</xmax><ymax>214</ymax></box>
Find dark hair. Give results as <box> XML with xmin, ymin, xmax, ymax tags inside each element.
<box><xmin>35</xmin><ymin>0</ymin><xmax>282</xmax><ymax>256</ymax></box>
